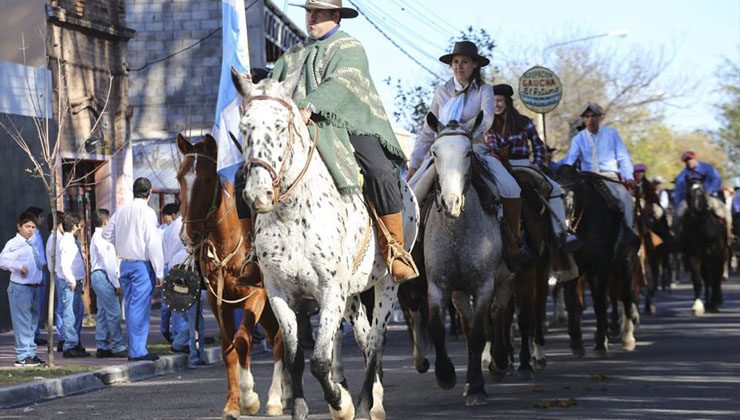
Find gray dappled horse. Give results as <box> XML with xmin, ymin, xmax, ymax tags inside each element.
<box><xmin>231</xmin><ymin>71</ymin><xmax>419</xmax><ymax>420</ymax></box>
<box><xmin>422</xmin><ymin>112</ymin><xmax>507</xmax><ymax>406</ymax></box>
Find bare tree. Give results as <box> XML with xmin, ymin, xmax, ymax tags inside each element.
<box><xmin>0</xmin><ymin>35</ymin><xmax>114</xmax><ymax>367</ymax></box>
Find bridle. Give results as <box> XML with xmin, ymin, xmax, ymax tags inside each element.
<box><xmin>180</xmin><ymin>152</ymin><xmax>235</xmax><ymax>232</ymax></box>
<box><xmin>558</xmin><ymin>176</ymin><xmax>587</xmax><ymax>233</ymax></box>
<box><xmin>431</xmin><ymin>130</ymin><xmax>474</xmax><ymax>212</ymax></box>
<box><xmin>242</xmin><ymin>94</ymin><xmax>319</xmax><ymax>205</ymax></box>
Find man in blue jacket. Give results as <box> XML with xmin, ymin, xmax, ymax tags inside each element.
<box><xmin>672</xmin><ymin>151</ymin><xmax>731</xmax><ymax>238</ymax></box>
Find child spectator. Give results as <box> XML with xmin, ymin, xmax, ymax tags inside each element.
<box><xmin>0</xmin><ymin>211</ymin><xmax>46</xmax><ymax>366</ymax></box>
<box><xmin>90</xmin><ymin>209</ymin><xmax>127</xmax><ymax>358</ymax></box>
<box><xmin>56</xmin><ymin>213</ymin><xmax>89</xmax><ymax>358</ymax></box>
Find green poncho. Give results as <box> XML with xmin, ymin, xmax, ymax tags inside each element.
<box><xmin>272</xmin><ymin>30</ymin><xmax>406</xmax><ymax>196</ymax></box>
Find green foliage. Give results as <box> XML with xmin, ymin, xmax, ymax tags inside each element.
<box><xmin>716</xmin><ymin>57</ymin><xmax>740</xmax><ymax>177</ymax></box>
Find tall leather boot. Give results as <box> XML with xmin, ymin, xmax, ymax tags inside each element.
<box><xmin>501</xmin><ymin>198</ymin><xmax>532</xmax><ymax>271</ymax></box>
<box><xmin>235</xmin><ymin>218</ymin><xmax>263</xmax><ymax>287</ymax></box>
<box><xmin>378</xmin><ymin>212</ymin><xmax>419</xmax><ymax>284</ymax></box>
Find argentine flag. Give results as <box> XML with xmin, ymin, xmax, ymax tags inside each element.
<box><xmin>213</xmin><ymin>0</ymin><xmax>250</xmax><ymax>184</ymax></box>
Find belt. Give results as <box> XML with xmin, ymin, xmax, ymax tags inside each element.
<box><xmin>11</xmin><ymin>281</ymin><xmax>42</xmax><ymax>288</ymax></box>
<box><xmin>121</xmin><ymin>259</ymin><xmax>147</xmax><ymax>263</ymax></box>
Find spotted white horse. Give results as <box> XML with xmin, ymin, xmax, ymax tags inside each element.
<box><xmin>232</xmin><ymin>70</ymin><xmax>418</xmax><ymax>420</ymax></box>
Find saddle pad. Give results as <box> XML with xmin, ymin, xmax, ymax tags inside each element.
<box><xmin>511</xmin><ymin>166</ymin><xmax>553</xmax><ymax>198</ymax></box>
<box><xmin>584</xmin><ymin>175</ymin><xmax>623</xmax><ymax>216</ymax></box>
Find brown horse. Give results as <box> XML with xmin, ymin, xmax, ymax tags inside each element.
<box><xmin>489</xmin><ymin>167</ymin><xmax>552</xmax><ymax>380</ymax></box>
<box><xmin>176</xmin><ymin>134</ymin><xmax>286</xmax><ymax>419</ymax></box>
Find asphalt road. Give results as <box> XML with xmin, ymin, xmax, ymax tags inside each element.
<box><xmin>3</xmin><ymin>279</ymin><xmax>740</xmax><ymax>419</ymax></box>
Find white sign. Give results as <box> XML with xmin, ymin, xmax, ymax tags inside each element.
<box><xmin>518</xmin><ymin>66</ymin><xmax>562</xmax><ymax>114</ymax></box>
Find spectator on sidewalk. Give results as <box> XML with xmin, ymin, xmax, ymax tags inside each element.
<box><xmin>45</xmin><ymin>211</ymin><xmax>68</xmax><ymax>351</ymax></box>
<box><xmin>0</xmin><ymin>211</ymin><xmax>46</xmax><ymax>367</ymax></box>
<box><xmin>103</xmin><ymin>177</ymin><xmax>164</xmax><ymax>362</ymax></box>
<box><xmin>159</xmin><ymin>203</ymin><xmax>183</xmax><ymax>344</ymax></box>
<box><xmin>90</xmin><ymin>209</ymin><xmax>127</xmax><ymax>358</ymax></box>
<box><xmin>162</xmin><ymin>203</ymin><xmax>206</xmax><ymax>366</ymax></box>
<box><xmin>57</xmin><ymin>213</ymin><xmax>90</xmax><ymax>358</ymax></box>
<box><xmin>24</xmin><ymin>206</ymin><xmax>48</xmax><ymax>346</ymax></box>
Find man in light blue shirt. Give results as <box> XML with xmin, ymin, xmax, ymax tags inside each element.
<box><xmin>561</xmin><ymin>103</ymin><xmax>638</xmax><ymax>241</ymax></box>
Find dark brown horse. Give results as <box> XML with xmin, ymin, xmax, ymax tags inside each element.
<box><xmin>489</xmin><ymin>167</ymin><xmax>552</xmax><ymax>380</ymax></box>
<box><xmin>176</xmin><ymin>134</ymin><xmax>286</xmax><ymax>419</ymax></box>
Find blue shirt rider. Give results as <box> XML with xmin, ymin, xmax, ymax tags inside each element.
<box><xmin>671</xmin><ymin>150</ymin><xmax>722</xmax><ymax>209</ymax></box>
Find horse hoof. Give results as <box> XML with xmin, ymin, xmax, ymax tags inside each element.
<box><xmin>532</xmin><ymin>358</ymin><xmax>547</xmax><ymax>370</ymax></box>
<box><xmin>518</xmin><ymin>367</ymin><xmax>535</xmax><ymax>381</ymax></box>
<box><xmin>240</xmin><ymin>393</ymin><xmax>261</xmax><ymax>416</ymax></box>
<box><xmin>465</xmin><ymin>391</ymin><xmax>488</xmax><ymax>406</ymax></box>
<box><xmin>292</xmin><ymin>398</ymin><xmax>309</xmax><ymax>420</ymax></box>
<box><xmin>692</xmin><ymin>299</ymin><xmax>705</xmax><ymax>316</ymax></box>
<box><xmin>488</xmin><ymin>365</ymin><xmax>506</xmax><ymax>382</ymax></box>
<box><xmin>645</xmin><ymin>305</ymin><xmax>656</xmax><ymax>316</ymax></box>
<box><xmin>592</xmin><ymin>348</ymin><xmax>609</xmax><ymax>358</ymax></box>
<box><xmin>329</xmin><ymin>387</ymin><xmax>355</xmax><ymax>420</ymax></box>
<box><xmin>223</xmin><ymin>411</ymin><xmax>239</xmax><ymax>420</ymax></box>
<box><xmin>435</xmin><ymin>358</ymin><xmax>457</xmax><ymax>390</ymax></box>
<box><xmin>415</xmin><ymin>358</ymin><xmax>430</xmax><ymax>374</ymax></box>
<box><xmin>622</xmin><ymin>339</ymin><xmax>636</xmax><ymax>352</ymax></box>
<box><xmin>571</xmin><ymin>347</ymin><xmax>585</xmax><ymax>358</ymax></box>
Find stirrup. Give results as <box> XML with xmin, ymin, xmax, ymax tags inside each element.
<box><xmin>235</xmin><ymin>250</ymin><xmax>263</xmax><ymax>288</ymax></box>
<box><xmin>386</xmin><ymin>240</ymin><xmax>419</xmax><ymax>284</ymax></box>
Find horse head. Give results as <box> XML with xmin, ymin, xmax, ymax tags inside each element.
<box><xmin>686</xmin><ymin>178</ymin><xmax>708</xmax><ymax>214</ymax></box>
<box><xmin>427</xmin><ymin>111</ymin><xmax>485</xmax><ymax>218</ymax></box>
<box><xmin>231</xmin><ymin>67</ymin><xmax>310</xmax><ymax>213</ymax></box>
<box><xmin>175</xmin><ymin>133</ymin><xmax>221</xmax><ymax>247</ymax></box>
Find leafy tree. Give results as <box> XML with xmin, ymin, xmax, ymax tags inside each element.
<box><xmin>716</xmin><ymin>57</ymin><xmax>740</xmax><ymax>178</ymax></box>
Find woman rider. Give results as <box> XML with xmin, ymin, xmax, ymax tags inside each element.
<box><xmin>407</xmin><ymin>41</ymin><xmax>529</xmax><ymax>268</ymax></box>
<box><xmin>487</xmin><ymin>83</ymin><xmax>581</xmax><ymax>252</ymax></box>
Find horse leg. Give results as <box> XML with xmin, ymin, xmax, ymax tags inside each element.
<box><xmin>516</xmin><ymin>267</ymin><xmax>536</xmax><ymax>379</ymax></box>
<box><xmin>396</xmin><ymin>279</ymin><xmax>430</xmax><ymax>374</ymax></box>
<box><xmin>563</xmin><ymin>277</ymin><xmax>584</xmax><ymax>357</ymax></box>
<box><xmin>607</xmin><ymin>273</ymin><xmax>620</xmax><ymax>342</ymax></box>
<box><xmin>356</xmin><ymin>282</ymin><xmax>397</xmax><ymax>420</ymax></box>
<box><xmin>591</xmin><ymin>275</ymin><xmax>610</xmax><ymax>357</ymax></box>
<box><xmin>208</xmin><ymin>297</ymin><xmax>240</xmax><ymax>420</ymax></box>
<box><xmin>234</xmin><ymin>315</ymin><xmax>260</xmax><ymax>416</ymax></box>
<box><xmin>258</xmin><ymin>299</ymin><xmax>287</xmax><ymax>416</ymax></box>
<box><xmin>532</xmin><ymin>263</ymin><xmax>549</xmax><ymax>370</ymax></box>
<box><xmin>462</xmin><ymin>288</ymin><xmax>492</xmax><ymax>407</ymax></box>
<box><xmin>310</xmin><ymin>293</ymin><xmax>353</xmax><ymax>420</ymax></box>
<box><xmin>488</xmin><ymin>271</ymin><xmax>515</xmax><ymax>380</ymax></box>
<box><xmin>428</xmin><ymin>282</ymin><xmax>455</xmax><ymax>390</ymax></box>
<box><xmin>268</xmin><ymin>293</ymin><xmax>308</xmax><ymax>420</ymax></box>
<box><xmin>688</xmin><ymin>257</ymin><xmax>705</xmax><ymax>315</ymax></box>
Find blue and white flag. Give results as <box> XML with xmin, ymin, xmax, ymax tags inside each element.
<box><xmin>213</xmin><ymin>0</ymin><xmax>250</xmax><ymax>184</ymax></box>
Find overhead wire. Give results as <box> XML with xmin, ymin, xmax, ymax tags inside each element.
<box><xmin>390</xmin><ymin>0</ymin><xmax>458</xmax><ymax>38</ymax></box>
<box><xmin>347</xmin><ymin>0</ymin><xmax>442</xmax><ymax>80</ymax></box>
<box><xmin>399</xmin><ymin>0</ymin><xmax>460</xmax><ymax>35</ymax></box>
<box><xmin>354</xmin><ymin>0</ymin><xmax>444</xmax><ymax>54</ymax></box>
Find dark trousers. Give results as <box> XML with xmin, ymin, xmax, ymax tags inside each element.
<box><xmin>235</xmin><ymin>135</ymin><xmax>402</xmax><ymax>217</ymax></box>
<box><xmin>349</xmin><ymin>134</ymin><xmax>402</xmax><ymax>215</ymax></box>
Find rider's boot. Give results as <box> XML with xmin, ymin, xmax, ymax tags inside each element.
<box><xmin>235</xmin><ymin>218</ymin><xmax>263</xmax><ymax>287</ymax></box>
<box><xmin>378</xmin><ymin>212</ymin><xmax>419</xmax><ymax>284</ymax></box>
<box><xmin>502</xmin><ymin>198</ymin><xmax>533</xmax><ymax>271</ymax></box>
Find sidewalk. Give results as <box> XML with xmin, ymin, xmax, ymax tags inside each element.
<box><xmin>0</xmin><ymin>305</ymin><xmax>271</xmax><ymax>409</ymax></box>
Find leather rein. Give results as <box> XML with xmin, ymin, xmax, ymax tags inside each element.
<box><xmin>242</xmin><ymin>94</ymin><xmax>319</xmax><ymax>205</ymax></box>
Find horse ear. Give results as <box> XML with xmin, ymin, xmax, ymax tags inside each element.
<box><xmin>231</xmin><ymin>67</ymin><xmax>253</xmax><ymax>98</ymax></box>
<box><xmin>176</xmin><ymin>133</ymin><xmax>191</xmax><ymax>155</ymax></box>
<box><xmin>467</xmin><ymin>111</ymin><xmax>486</xmax><ymax>137</ymax></box>
<box><xmin>202</xmin><ymin>134</ymin><xmax>218</xmax><ymax>154</ymax></box>
<box><xmin>426</xmin><ymin>112</ymin><xmax>443</xmax><ymax>133</ymax></box>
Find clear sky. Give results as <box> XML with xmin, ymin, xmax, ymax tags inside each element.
<box><xmin>278</xmin><ymin>0</ymin><xmax>740</xmax><ymax>132</ymax></box>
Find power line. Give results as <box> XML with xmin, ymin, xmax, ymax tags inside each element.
<box><xmin>347</xmin><ymin>0</ymin><xmax>441</xmax><ymax>80</ymax></box>
<box><xmin>355</xmin><ymin>0</ymin><xmax>445</xmax><ymax>54</ymax></box>
<box><xmin>390</xmin><ymin>0</ymin><xmax>457</xmax><ymax>38</ymax></box>
<box><xmin>399</xmin><ymin>0</ymin><xmax>460</xmax><ymax>35</ymax></box>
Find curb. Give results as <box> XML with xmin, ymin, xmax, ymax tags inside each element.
<box><xmin>0</xmin><ymin>345</ymin><xmax>242</xmax><ymax>410</ymax></box>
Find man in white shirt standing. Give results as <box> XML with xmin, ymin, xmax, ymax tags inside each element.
<box><xmin>90</xmin><ymin>209</ymin><xmax>127</xmax><ymax>358</ymax></box>
<box><xmin>103</xmin><ymin>177</ymin><xmax>164</xmax><ymax>361</ymax></box>
<box><xmin>159</xmin><ymin>203</ymin><xmax>184</xmax><ymax>345</ymax></box>
<box><xmin>57</xmin><ymin>213</ymin><xmax>90</xmax><ymax>358</ymax></box>
<box><xmin>0</xmin><ymin>211</ymin><xmax>46</xmax><ymax>367</ymax></box>
<box><xmin>561</xmin><ymin>103</ymin><xmax>639</xmax><ymax>243</ymax></box>
<box><xmin>162</xmin><ymin>203</ymin><xmax>206</xmax><ymax>366</ymax></box>
<box><xmin>24</xmin><ymin>207</ymin><xmax>48</xmax><ymax>346</ymax></box>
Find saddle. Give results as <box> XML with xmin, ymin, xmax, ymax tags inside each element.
<box><xmin>510</xmin><ymin>166</ymin><xmax>553</xmax><ymax>212</ymax></box>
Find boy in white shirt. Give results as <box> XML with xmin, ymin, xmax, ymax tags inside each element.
<box><xmin>46</xmin><ymin>210</ymin><xmax>66</xmax><ymax>350</ymax></box>
<box><xmin>90</xmin><ymin>209</ymin><xmax>127</xmax><ymax>358</ymax></box>
<box><xmin>56</xmin><ymin>213</ymin><xmax>90</xmax><ymax>358</ymax></box>
<box><xmin>0</xmin><ymin>211</ymin><xmax>45</xmax><ymax>367</ymax></box>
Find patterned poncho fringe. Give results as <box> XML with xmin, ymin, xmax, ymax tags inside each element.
<box><xmin>272</xmin><ymin>30</ymin><xmax>406</xmax><ymax>196</ymax></box>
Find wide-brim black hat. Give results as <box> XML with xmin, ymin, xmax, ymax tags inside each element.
<box><xmin>439</xmin><ymin>41</ymin><xmax>490</xmax><ymax>67</ymax></box>
<box><xmin>291</xmin><ymin>0</ymin><xmax>358</xmax><ymax>19</ymax></box>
